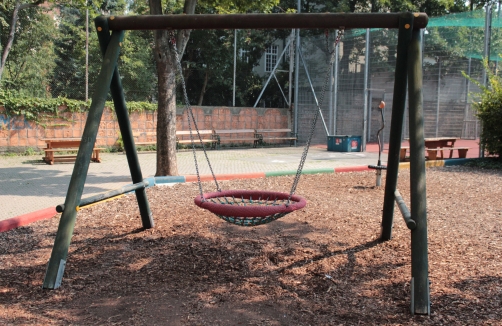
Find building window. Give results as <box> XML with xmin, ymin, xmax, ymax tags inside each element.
<box><xmin>239</xmin><ymin>49</ymin><xmax>249</xmax><ymax>63</ymax></box>
<box><xmin>265</xmin><ymin>45</ymin><xmax>278</xmax><ymax>72</ymax></box>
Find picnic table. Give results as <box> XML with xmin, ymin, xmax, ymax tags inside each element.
<box><xmin>400</xmin><ymin>137</ymin><xmax>469</xmax><ymax>161</ymax></box>
<box><xmin>41</xmin><ymin>138</ymin><xmax>102</xmax><ymax>165</ymax></box>
<box><xmin>423</xmin><ymin>137</ymin><xmax>458</xmax><ymax>159</ymax></box>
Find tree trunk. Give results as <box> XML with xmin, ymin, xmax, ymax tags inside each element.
<box><xmin>149</xmin><ymin>0</ymin><xmax>197</xmax><ymax>176</ymax></box>
<box><xmin>152</xmin><ymin>28</ymin><xmax>178</xmax><ymax>176</ymax></box>
<box><xmin>197</xmin><ymin>70</ymin><xmax>209</xmax><ymax>106</ymax></box>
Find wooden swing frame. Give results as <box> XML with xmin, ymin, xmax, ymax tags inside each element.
<box><xmin>42</xmin><ymin>12</ymin><xmax>430</xmax><ymax>316</ymax></box>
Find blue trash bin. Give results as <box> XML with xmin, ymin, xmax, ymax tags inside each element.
<box><xmin>327</xmin><ymin>135</ymin><xmax>362</xmax><ymax>152</ymax></box>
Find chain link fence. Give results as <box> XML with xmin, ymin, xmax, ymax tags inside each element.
<box><xmin>295</xmin><ymin>10</ymin><xmax>499</xmax><ymax>145</ymax></box>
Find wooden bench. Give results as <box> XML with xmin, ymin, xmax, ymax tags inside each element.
<box><xmin>41</xmin><ymin>138</ymin><xmax>102</xmax><ymax>165</ymax></box>
<box><xmin>132</xmin><ymin>131</ymin><xmax>156</xmax><ymax>147</ymax></box>
<box><xmin>213</xmin><ymin>129</ymin><xmax>259</xmax><ymax>148</ymax></box>
<box><xmin>255</xmin><ymin>128</ymin><xmax>297</xmax><ymax>147</ymax></box>
<box><xmin>43</xmin><ymin>148</ymin><xmax>103</xmax><ymax>165</ymax></box>
<box><xmin>176</xmin><ymin>130</ymin><xmax>218</xmax><ymax>149</ymax></box>
<box><xmin>133</xmin><ymin>130</ymin><xmax>218</xmax><ymax>149</ymax></box>
<box><xmin>427</xmin><ymin>147</ymin><xmax>470</xmax><ymax>161</ymax></box>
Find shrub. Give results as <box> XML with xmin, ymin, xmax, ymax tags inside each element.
<box><xmin>464</xmin><ymin>59</ymin><xmax>502</xmax><ymax>159</ymax></box>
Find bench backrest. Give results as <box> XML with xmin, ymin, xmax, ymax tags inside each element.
<box><xmin>256</xmin><ymin>129</ymin><xmax>292</xmax><ymax>133</ymax></box>
<box><xmin>214</xmin><ymin>129</ymin><xmax>256</xmax><ymax>134</ymax></box>
<box><xmin>176</xmin><ymin>130</ymin><xmax>214</xmax><ymax>136</ymax></box>
<box><xmin>42</xmin><ymin>139</ymin><xmax>83</xmax><ymax>149</ymax></box>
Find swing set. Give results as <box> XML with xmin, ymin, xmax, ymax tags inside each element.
<box><xmin>43</xmin><ymin>12</ymin><xmax>430</xmax><ymax>315</ymax></box>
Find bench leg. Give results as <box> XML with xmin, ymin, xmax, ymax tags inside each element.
<box><xmin>43</xmin><ymin>152</ymin><xmax>55</xmax><ymax>165</ymax></box>
<box><xmin>458</xmin><ymin>148</ymin><xmax>468</xmax><ymax>158</ymax></box>
<box><xmin>400</xmin><ymin>148</ymin><xmax>407</xmax><ymax>161</ymax></box>
<box><xmin>427</xmin><ymin>150</ymin><xmax>438</xmax><ymax>161</ymax></box>
<box><xmin>92</xmin><ymin>150</ymin><xmax>102</xmax><ymax>163</ymax></box>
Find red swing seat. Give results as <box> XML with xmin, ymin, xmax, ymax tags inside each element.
<box><xmin>195</xmin><ymin>190</ymin><xmax>307</xmax><ymax>226</ymax></box>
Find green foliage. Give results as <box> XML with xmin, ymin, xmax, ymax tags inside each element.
<box><xmin>1</xmin><ymin>5</ymin><xmax>58</xmax><ymax>96</ymax></box>
<box><xmin>0</xmin><ymin>90</ymin><xmax>157</xmax><ymax>125</ymax></box>
<box><xmin>0</xmin><ymin>89</ymin><xmax>89</xmax><ymax>124</ymax></box>
<box><xmin>463</xmin><ymin>59</ymin><xmax>502</xmax><ymax>158</ymax></box>
<box><xmin>51</xmin><ymin>7</ymin><xmax>92</xmax><ymax>99</ymax></box>
<box><xmin>181</xmin><ymin>26</ymin><xmax>275</xmax><ymax>106</ymax></box>
<box><xmin>206</xmin><ymin>0</ymin><xmax>279</xmax><ymax>14</ymax></box>
<box><xmin>23</xmin><ymin>147</ymin><xmax>42</xmax><ymax>156</ymax></box>
<box><xmin>119</xmin><ymin>30</ymin><xmax>158</xmax><ymax>102</ymax></box>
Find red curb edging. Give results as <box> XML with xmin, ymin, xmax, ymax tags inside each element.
<box><xmin>335</xmin><ymin>165</ymin><xmax>372</xmax><ymax>173</ymax></box>
<box><xmin>0</xmin><ymin>207</ymin><xmax>58</xmax><ymax>233</ymax></box>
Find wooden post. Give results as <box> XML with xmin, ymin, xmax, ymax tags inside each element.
<box><xmin>408</xmin><ymin>28</ymin><xmax>430</xmax><ymax>315</ymax></box>
<box><xmin>381</xmin><ymin>13</ymin><xmax>414</xmax><ymax>241</ymax></box>
<box><xmin>43</xmin><ymin>30</ymin><xmax>125</xmax><ymax>289</ymax></box>
<box><xmin>95</xmin><ymin>17</ymin><xmax>154</xmax><ymax>229</ymax></box>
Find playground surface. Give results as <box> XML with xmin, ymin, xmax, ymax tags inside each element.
<box><xmin>1</xmin><ymin>142</ymin><xmax>501</xmax><ymax>324</ymax></box>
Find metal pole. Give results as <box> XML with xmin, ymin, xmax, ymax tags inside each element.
<box><xmin>363</xmin><ymin>28</ymin><xmax>370</xmax><ymax>151</ymax></box>
<box><xmin>293</xmin><ymin>0</ymin><xmax>301</xmax><ymax>145</ymax></box>
<box><xmin>435</xmin><ymin>57</ymin><xmax>441</xmax><ymax>137</ymax></box>
<box><xmin>381</xmin><ymin>13</ymin><xmax>414</xmax><ymax>241</ymax></box>
<box><xmin>483</xmin><ymin>2</ymin><xmax>492</xmax><ymax>86</ymax></box>
<box><xmin>254</xmin><ymin>38</ymin><xmax>292</xmax><ymax>107</ymax></box>
<box><xmin>288</xmin><ymin>29</ymin><xmax>294</xmax><ymax>128</ymax></box>
<box><xmin>463</xmin><ymin>57</ymin><xmax>471</xmax><ymax>138</ymax></box>
<box><xmin>328</xmin><ymin>54</ymin><xmax>334</xmax><ymax>135</ymax></box>
<box><xmin>408</xmin><ymin>28</ymin><xmax>430</xmax><ymax>316</ymax></box>
<box><xmin>368</xmin><ymin>89</ymin><xmax>372</xmax><ymax>143</ymax></box>
<box><xmin>333</xmin><ymin>36</ymin><xmax>339</xmax><ymax>135</ymax></box>
<box><xmin>85</xmin><ymin>9</ymin><xmax>89</xmax><ymax>101</ymax></box>
<box><xmin>233</xmin><ymin>29</ymin><xmax>237</xmax><ymax>107</ymax></box>
<box><xmin>43</xmin><ymin>28</ymin><xmax>125</xmax><ymax>289</ymax></box>
<box><xmin>481</xmin><ymin>2</ymin><xmax>492</xmax><ymax>158</ymax></box>
<box><xmin>394</xmin><ymin>190</ymin><xmax>416</xmax><ymax>230</ymax></box>
<box><xmin>299</xmin><ymin>49</ymin><xmax>329</xmax><ymax>135</ymax></box>
<box><xmin>56</xmin><ymin>180</ymin><xmax>150</xmax><ymax>213</ymax></box>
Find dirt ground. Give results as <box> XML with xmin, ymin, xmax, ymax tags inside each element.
<box><xmin>1</xmin><ymin>166</ymin><xmax>501</xmax><ymax>325</ymax></box>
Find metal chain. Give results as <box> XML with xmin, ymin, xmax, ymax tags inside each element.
<box><xmin>169</xmin><ymin>32</ymin><xmax>221</xmax><ymax>197</ymax></box>
<box><xmin>288</xmin><ymin>28</ymin><xmax>344</xmax><ymax>200</ymax></box>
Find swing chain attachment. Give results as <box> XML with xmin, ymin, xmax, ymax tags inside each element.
<box><xmin>288</xmin><ymin>27</ymin><xmax>344</xmax><ymax>200</ymax></box>
<box><xmin>168</xmin><ymin>30</ymin><xmax>222</xmax><ymax>199</ymax></box>
<box><xmin>325</xmin><ymin>28</ymin><xmax>344</xmax><ymax>59</ymax></box>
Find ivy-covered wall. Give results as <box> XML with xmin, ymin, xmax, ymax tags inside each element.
<box><xmin>0</xmin><ymin>105</ymin><xmax>290</xmax><ymax>152</ymax></box>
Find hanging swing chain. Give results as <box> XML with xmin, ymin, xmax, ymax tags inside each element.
<box><xmin>169</xmin><ymin>31</ymin><xmax>222</xmax><ymax>197</ymax></box>
<box><xmin>288</xmin><ymin>28</ymin><xmax>344</xmax><ymax>200</ymax></box>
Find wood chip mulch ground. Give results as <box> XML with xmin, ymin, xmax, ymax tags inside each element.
<box><xmin>1</xmin><ymin>166</ymin><xmax>501</xmax><ymax>325</ymax></box>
